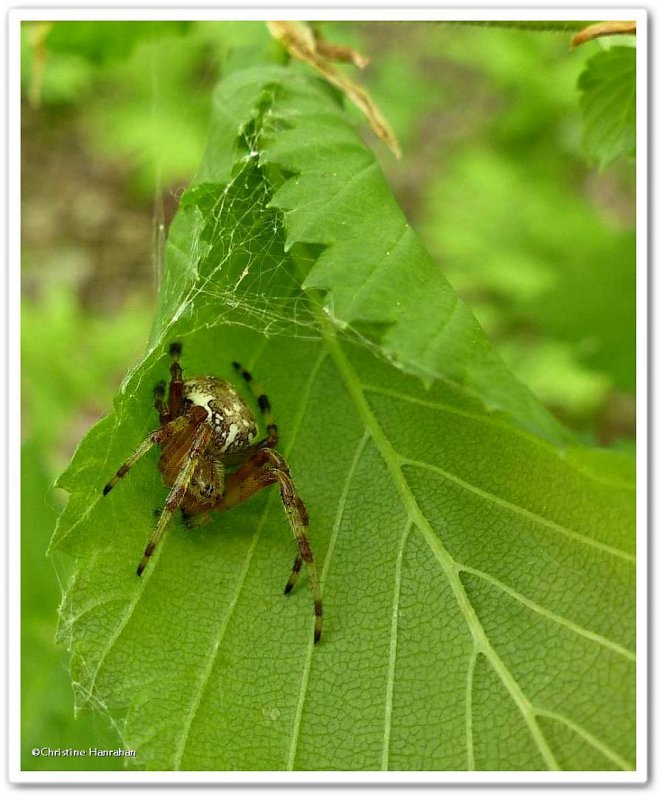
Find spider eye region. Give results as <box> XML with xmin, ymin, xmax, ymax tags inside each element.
<box><xmin>183</xmin><ymin>377</ymin><xmax>257</xmax><ymax>455</ymax></box>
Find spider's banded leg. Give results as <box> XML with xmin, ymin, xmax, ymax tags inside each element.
<box><xmin>167</xmin><ymin>341</ymin><xmax>184</xmax><ymax>418</ymax></box>
<box><xmin>154</xmin><ymin>380</ymin><xmax>170</xmax><ymax>425</ymax></box>
<box><xmin>232</xmin><ymin>361</ymin><xmax>278</xmax><ymax>447</ymax></box>
<box><xmin>221</xmin><ymin>448</ymin><xmax>322</xmax><ymax>643</ymax></box>
<box><xmin>137</xmin><ymin>423</ymin><xmax>212</xmax><ymax>576</ymax></box>
<box><xmin>102</xmin><ymin>416</ymin><xmax>189</xmax><ymax>496</ymax></box>
<box><xmin>271</xmin><ymin>463</ymin><xmax>322</xmax><ymax>643</ymax></box>
<box><xmin>284</xmin><ymin>556</ymin><xmax>303</xmax><ymax>594</ymax></box>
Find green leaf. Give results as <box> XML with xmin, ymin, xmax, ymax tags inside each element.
<box><xmin>578</xmin><ymin>46</ymin><xmax>636</xmax><ymax>168</ymax></box>
<box><xmin>51</xmin><ymin>65</ymin><xmax>635</xmax><ymax>771</ymax></box>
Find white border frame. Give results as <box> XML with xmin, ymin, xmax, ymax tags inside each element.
<box><xmin>7</xmin><ymin>4</ymin><xmax>648</xmax><ymax>785</ymax></box>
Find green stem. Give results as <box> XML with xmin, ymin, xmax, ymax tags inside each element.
<box><xmin>445</xmin><ymin>20</ymin><xmax>597</xmax><ymax>34</ymax></box>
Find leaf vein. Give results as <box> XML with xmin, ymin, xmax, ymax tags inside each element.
<box><xmin>402</xmin><ymin>458</ymin><xmax>634</xmax><ymax>563</ymax></box>
<box><xmin>465</xmin><ymin>647</ymin><xmax>478</xmax><ymax>771</ymax></box>
<box><xmin>173</xmin><ymin>503</ymin><xmax>268</xmax><ymax>769</ymax></box>
<box><xmin>286</xmin><ymin>428</ymin><xmax>371</xmax><ymax>769</ymax></box>
<box><xmin>381</xmin><ymin>518</ymin><xmax>411</xmax><ymax>770</ymax></box>
<box><xmin>534</xmin><ymin>709</ymin><xmax>634</xmax><ymax>770</ymax></box>
<box><xmin>458</xmin><ymin>565</ymin><xmax>635</xmax><ymax>661</ymax></box>
<box><xmin>362</xmin><ymin>384</ymin><xmax>634</xmax><ymax>492</ymax></box>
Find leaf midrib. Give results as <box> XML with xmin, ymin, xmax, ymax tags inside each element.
<box><xmin>325</xmin><ymin>333</ymin><xmax>561</xmax><ymax>770</ymax></box>
<box><xmin>325</xmin><ymin>334</ymin><xmax>634</xmax><ymax>771</ymax></box>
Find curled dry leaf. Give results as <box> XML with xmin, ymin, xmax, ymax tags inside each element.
<box><xmin>571</xmin><ymin>21</ymin><xmax>637</xmax><ymax>48</ymax></box>
<box><xmin>267</xmin><ymin>21</ymin><xmax>401</xmax><ymax>159</ymax></box>
<box><xmin>312</xmin><ymin>35</ymin><xmax>370</xmax><ymax>69</ymax></box>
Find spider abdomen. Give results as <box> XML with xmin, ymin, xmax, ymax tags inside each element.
<box><xmin>183</xmin><ymin>376</ymin><xmax>258</xmax><ymax>456</ymax></box>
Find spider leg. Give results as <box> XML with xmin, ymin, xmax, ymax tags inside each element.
<box><xmin>168</xmin><ymin>341</ymin><xmax>185</xmax><ymax>418</ymax></box>
<box><xmin>284</xmin><ymin>555</ymin><xmax>303</xmax><ymax>594</ymax></box>
<box><xmin>137</xmin><ymin>422</ymin><xmax>213</xmax><ymax>576</ymax></box>
<box><xmin>102</xmin><ymin>415</ymin><xmax>190</xmax><ymax>496</ymax></box>
<box><xmin>154</xmin><ymin>379</ymin><xmax>170</xmax><ymax>424</ymax></box>
<box><xmin>220</xmin><ymin>448</ymin><xmax>322</xmax><ymax>644</ymax></box>
<box><xmin>232</xmin><ymin>361</ymin><xmax>278</xmax><ymax>447</ymax></box>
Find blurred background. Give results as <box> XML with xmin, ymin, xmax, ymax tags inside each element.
<box><xmin>20</xmin><ymin>20</ymin><xmax>636</xmax><ymax>769</ymax></box>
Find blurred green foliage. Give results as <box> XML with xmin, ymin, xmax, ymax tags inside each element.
<box><xmin>22</xmin><ymin>441</ymin><xmax>126</xmax><ymax>770</ymax></box>
<box><xmin>21</xmin><ymin>292</ymin><xmax>151</xmax><ymax>769</ymax></box>
<box><xmin>20</xmin><ymin>19</ymin><xmax>636</xmax><ymax>770</ymax></box>
<box><xmin>355</xmin><ymin>23</ymin><xmax>635</xmax><ymax>442</ymax></box>
<box><xmin>22</xmin><ymin>21</ymin><xmax>277</xmax><ymax>191</ymax></box>
<box><xmin>45</xmin><ymin>20</ymin><xmax>193</xmax><ymax>64</ymax></box>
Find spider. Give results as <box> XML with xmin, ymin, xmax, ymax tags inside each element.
<box><xmin>102</xmin><ymin>341</ymin><xmax>322</xmax><ymax>643</ymax></box>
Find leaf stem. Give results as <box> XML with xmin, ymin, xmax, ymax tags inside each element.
<box><xmin>446</xmin><ymin>20</ymin><xmax>596</xmax><ymax>33</ymax></box>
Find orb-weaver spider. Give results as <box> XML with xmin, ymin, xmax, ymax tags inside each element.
<box><xmin>102</xmin><ymin>342</ymin><xmax>322</xmax><ymax>643</ymax></box>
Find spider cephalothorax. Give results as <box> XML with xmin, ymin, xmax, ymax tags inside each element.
<box><xmin>103</xmin><ymin>342</ymin><xmax>322</xmax><ymax>643</ymax></box>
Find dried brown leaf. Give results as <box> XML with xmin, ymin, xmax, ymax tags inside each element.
<box><xmin>267</xmin><ymin>21</ymin><xmax>401</xmax><ymax>158</ymax></box>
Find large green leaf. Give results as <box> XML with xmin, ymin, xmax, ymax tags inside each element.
<box><xmin>51</xmin><ymin>65</ymin><xmax>635</xmax><ymax>771</ymax></box>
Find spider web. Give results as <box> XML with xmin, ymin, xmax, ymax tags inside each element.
<box><xmin>153</xmin><ymin>100</ymin><xmax>326</xmax><ymax>352</ymax></box>
<box><xmin>138</xmin><ymin>82</ymin><xmax>391</xmax><ymax>387</ymax></box>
